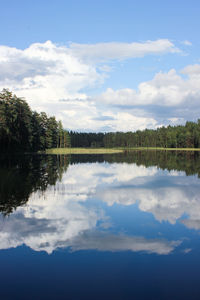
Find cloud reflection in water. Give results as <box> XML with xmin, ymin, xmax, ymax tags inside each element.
<box><xmin>1</xmin><ymin>162</ymin><xmax>200</xmax><ymax>254</ymax></box>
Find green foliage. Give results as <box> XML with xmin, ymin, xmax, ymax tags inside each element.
<box><xmin>0</xmin><ymin>89</ymin><xmax>71</xmax><ymax>152</ymax></box>
<box><xmin>70</xmin><ymin>120</ymin><xmax>200</xmax><ymax>149</ymax></box>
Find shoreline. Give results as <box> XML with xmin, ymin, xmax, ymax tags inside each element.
<box><xmin>45</xmin><ymin>148</ymin><xmax>124</xmax><ymax>154</ymax></box>
<box><xmin>45</xmin><ymin>147</ymin><xmax>200</xmax><ymax>154</ymax></box>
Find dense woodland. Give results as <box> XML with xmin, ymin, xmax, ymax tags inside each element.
<box><xmin>0</xmin><ymin>89</ymin><xmax>70</xmax><ymax>152</ymax></box>
<box><xmin>70</xmin><ymin>120</ymin><xmax>200</xmax><ymax>148</ymax></box>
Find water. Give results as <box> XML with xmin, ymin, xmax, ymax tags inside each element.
<box><xmin>0</xmin><ymin>151</ymin><xmax>200</xmax><ymax>299</ymax></box>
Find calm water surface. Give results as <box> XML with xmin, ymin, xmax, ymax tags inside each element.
<box><xmin>1</xmin><ymin>151</ymin><xmax>200</xmax><ymax>299</ymax></box>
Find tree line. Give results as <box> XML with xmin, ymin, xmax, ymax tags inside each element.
<box><xmin>0</xmin><ymin>89</ymin><xmax>70</xmax><ymax>152</ymax></box>
<box><xmin>70</xmin><ymin>120</ymin><xmax>200</xmax><ymax>149</ymax></box>
<box><xmin>1</xmin><ymin>89</ymin><xmax>200</xmax><ymax>151</ymax></box>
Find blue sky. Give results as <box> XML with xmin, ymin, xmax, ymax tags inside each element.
<box><xmin>0</xmin><ymin>0</ymin><xmax>200</xmax><ymax>131</ymax></box>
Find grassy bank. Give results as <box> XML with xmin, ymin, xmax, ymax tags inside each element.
<box><xmin>120</xmin><ymin>147</ymin><xmax>200</xmax><ymax>151</ymax></box>
<box><xmin>45</xmin><ymin>147</ymin><xmax>200</xmax><ymax>155</ymax></box>
<box><xmin>46</xmin><ymin>148</ymin><xmax>124</xmax><ymax>154</ymax></box>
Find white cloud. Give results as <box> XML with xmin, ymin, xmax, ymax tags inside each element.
<box><xmin>70</xmin><ymin>231</ymin><xmax>181</xmax><ymax>255</ymax></box>
<box><xmin>96</xmin><ymin>112</ymin><xmax>158</xmax><ymax>132</ymax></box>
<box><xmin>0</xmin><ymin>41</ymin><xmax>101</xmax><ymax>106</ymax></box>
<box><xmin>167</xmin><ymin>117</ymin><xmax>185</xmax><ymax>125</ymax></box>
<box><xmin>69</xmin><ymin>39</ymin><xmax>180</xmax><ymax>62</ymax></box>
<box><xmin>35</xmin><ymin>100</ymin><xmax>158</xmax><ymax>132</ymax></box>
<box><xmin>182</xmin><ymin>40</ymin><xmax>192</xmax><ymax>46</ymax></box>
<box><xmin>0</xmin><ymin>39</ymin><xmax>179</xmax><ymax>106</ymax></box>
<box><xmin>181</xmin><ymin>219</ymin><xmax>200</xmax><ymax>230</ymax></box>
<box><xmin>97</xmin><ymin>66</ymin><xmax>200</xmax><ymax>107</ymax></box>
<box><xmin>181</xmin><ymin>64</ymin><xmax>200</xmax><ymax>75</ymax></box>
<box><xmin>1</xmin><ymin>39</ymin><xmax>198</xmax><ymax>132</ymax></box>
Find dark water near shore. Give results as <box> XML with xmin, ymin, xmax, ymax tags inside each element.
<box><xmin>1</xmin><ymin>151</ymin><xmax>200</xmax><ymax>299</ymax></box>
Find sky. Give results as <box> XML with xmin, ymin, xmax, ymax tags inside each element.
<box><xmin>0</xmin><ymin>0</ymin><xmax>200</xmax><ymax>132</ymax></box>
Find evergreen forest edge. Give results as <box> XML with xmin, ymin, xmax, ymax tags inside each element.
<box><xmin>0</xmin><ymin>89</ymin><xmax>70</xmax><ymax>152</ymax></box>
<box><xmin>1</xmin><ymin>89</ymin><xmax>200</xmax><ymax>153</ymax></box>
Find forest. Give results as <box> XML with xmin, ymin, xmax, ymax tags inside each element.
<box><xmin>1</xmin><ymin>89</ymin><xmax>200</xmax><ymax>152</ymax></box>
<box><xmin>0</xmin><ymin>89</ymin><xmax>70</xmax><ymax>152</ymax></box>
<box><xmin>70</xmin><ymin>120</ymin><xmax>200</xmax><ymax>149</ymax></box>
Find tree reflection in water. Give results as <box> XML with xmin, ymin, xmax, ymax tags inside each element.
<box><xmin>1</xmin><ymin>150</ymin><xmax>200</xmax><ymax>216</ymax></box>
<box><xmin>0</xmin><ymin>154</ymin><xmax>70</xmax><ymax>215</ymax></box>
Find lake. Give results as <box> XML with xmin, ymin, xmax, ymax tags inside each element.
<box><xmin>0</xmin><ymin>151</ymin><xmax>200</xmax><ymax>299</ymax></box>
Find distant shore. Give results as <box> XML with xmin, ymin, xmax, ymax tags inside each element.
<box><xmin>45</xmin><ymin>147</ymin><xmax>200</xmax><ymax>154</ymax></box>
<box><xmin>120</xmin><ymin>147</ymin><xmax>200</xmax><ymax>151</ymax></box>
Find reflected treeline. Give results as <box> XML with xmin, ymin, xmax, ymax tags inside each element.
<box><xmin>1</xmin><ymin>151</ymin><xmax>200</xmax><ymax>215</ymax></box>
<box><xmin>114</xmin><ymin>151</ymin><xmax>200</xmax><ymax>176</ymax></box>
<box><xmin>0</xmin><ymin>154</ymin><xmax>69</xmax><ymax>215</ymax></box>
<box><xmin>106</xmin><ymin>151</ymin><xmax>200</xmax><ymax>177</ymax></box>
<box><xmin>70</xmin><ymin>154</ymin><xmax>106</xmax><ymax>164</ymax></box>
<box><xmin>70</xmin><ymin>151</ymin><xmax>200</xmax><ymax>177</ymax></box>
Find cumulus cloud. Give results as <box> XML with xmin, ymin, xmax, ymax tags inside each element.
<box><xmin>181</xmin><ymin>64</ymin><xmax>200</xmax><ymax>76</ymax></box>
<box><xmin>37</xmin><ymin>100</ymin><xmax>158</xmax><ymax>132</ymax></box>
<box><xmin>181</xmin><ymin>219</ymin><xmax>200</xmax><ymax>230</ymax></box>
<box><xmin>0</xmin><ymin>41</ymin><xmax>100</xmax><ymax>105</ymax></box>
<box><xmin>95</xmin><ymin>112</ymin><xmax>158</xmax><ymax>132</ymax></box>
<box><xmin>0</xmin><ymin>39</ymin><xmax>179</xmax><ymax>104</ymax></box>
<box><xmin>97</xmin><ymin>66</ymin><xmax>200</xmax><ymax>107</ymax></box>
<box><xmin>1</xmin><ymin>40</ymin><xmax>199</xmax><ymax>131</ymax></box>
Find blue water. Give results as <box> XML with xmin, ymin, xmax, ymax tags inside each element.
<box><xmin>0</xmin><ymin>153</ymin><xmax>200</xmax><ymax>299</ymax></box>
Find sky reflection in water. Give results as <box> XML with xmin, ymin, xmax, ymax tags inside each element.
<box><xmin>1</xmin><ymin>153</ymin><xmax>200</xmax><ymax>256</ymax></box>
<box><xmin>1</xmin><ymin>153</ymin><xmax>200</xmax><ymax>299</ymax></box>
